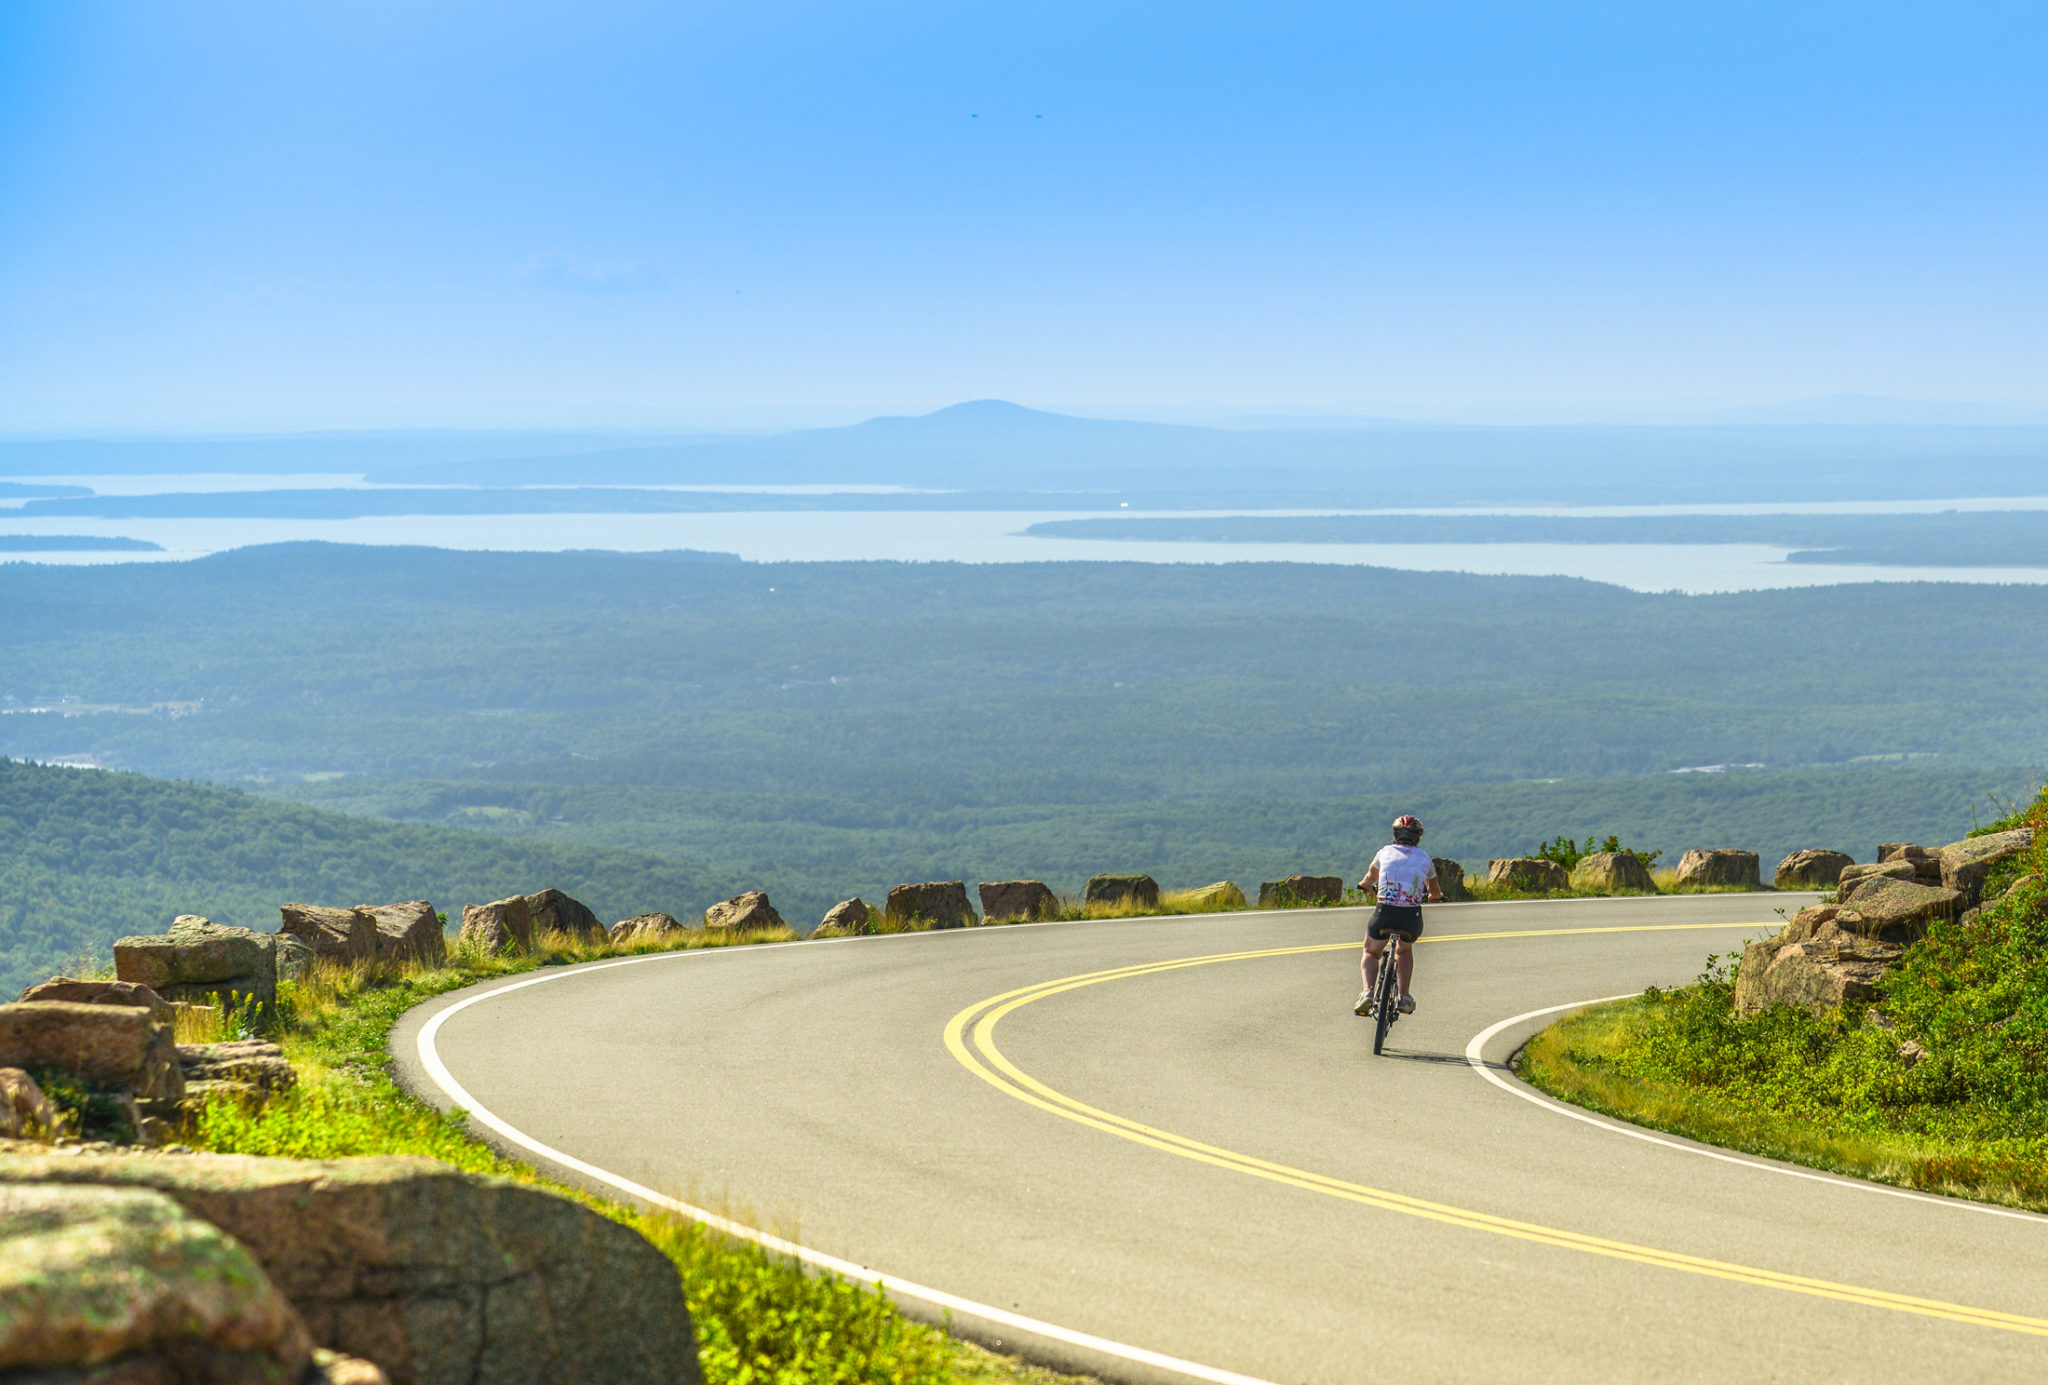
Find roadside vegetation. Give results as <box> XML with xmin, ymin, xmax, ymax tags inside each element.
<box><xmin>173</xmin><ymin>929</ymin><xmax>1087</xmax><ymax>1385</ymax></box>
<box><xmin>1069</xmin><ymin>885</ymin><xmax>1253</xmax><ymax>920</ymax></box>
<box><xmin>1519</xmin><ymin>786</ymin><xmax>2048</xmax><ymax>1212</ymax></box>
<box><xmin>1454</xmin><ymin>879</ymin><xmax>1718</xmax><ymax>902</ymax></box>
<box><xmin>1644</xmin><ymin>870</ymin><xmax>1772</xmax><ymax>896</ymax></box>
<box><xmin>873</xmin><ymin>885</ymin><xmax>1256</xmax><ymax>932</ymax></box>
<box><xmin>1456</xmin><ymin>879</ymin><xmax>1625</xmax><ymax>903</ymax></box>
<box><xmin>1027</xmin><ymin>886</ymin><xmax>1267</xmax><ymax>925</ymax></box>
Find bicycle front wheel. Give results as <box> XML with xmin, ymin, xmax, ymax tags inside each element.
<box><xmin>1371</xmin><ymin>949</ymin><xmax>1398</xmax><ymax>1055</ymax></box>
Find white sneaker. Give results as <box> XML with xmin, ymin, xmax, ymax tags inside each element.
<box><xmin>1354</xmin><ymin>992</ymin><xmax>1373</xmax><ymax>1017</ymax></box>
<box><xmin>1397</xmin><ymin>994</ymin><xmax>1417</xmax><ymax>1015</ymax></box>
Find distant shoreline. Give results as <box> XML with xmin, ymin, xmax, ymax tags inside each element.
<box><xmin>0</xmin><ymin>535</ymin><xmax>162</xmax><ymax>552</ymax></box>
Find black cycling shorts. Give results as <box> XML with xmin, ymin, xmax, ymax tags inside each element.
<box><xmin>1366</xmin><ymin>903</ymin><xmax>1424</xmax><ymax>941</ymax></box>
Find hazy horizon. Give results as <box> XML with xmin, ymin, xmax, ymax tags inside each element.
<box><xmin>9</xmin><ymin>392</ymin><xmax>2048</xmax><ymax>442</ymax></box>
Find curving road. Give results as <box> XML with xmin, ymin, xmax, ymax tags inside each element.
<box><xmin>393</xmin><ymin>896</ymin><xmax>2048</xmax><ymax>1385</ymax></box>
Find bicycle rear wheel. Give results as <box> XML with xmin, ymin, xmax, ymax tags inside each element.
<box><xmin>1371</xmin><ymin>947</ymin><xmax>1399</xmax><ymax>1055</ymax></box>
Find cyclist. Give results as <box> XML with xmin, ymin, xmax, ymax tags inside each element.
<box><xmin>1355</xmin><ymin>814</ymin><xmax>1441</xmax><ymax>1018</ymax></box>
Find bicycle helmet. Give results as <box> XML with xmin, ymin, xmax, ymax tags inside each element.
<box><xmin>1391</xmin><ymin>814</ymin><xmax>1424</xmax><ymax>846</ymax></box>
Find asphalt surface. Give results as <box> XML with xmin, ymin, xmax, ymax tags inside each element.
<box><xmin>393</xmin><ymin>895</ymin><xmax>2048</xmax><ymax>1384</ymax></box>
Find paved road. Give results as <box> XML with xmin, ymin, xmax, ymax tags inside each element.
<box><xmin>394</xmin><ymin>896</ymin><xmax>2048</xmax><ymax>1384</ymax></box>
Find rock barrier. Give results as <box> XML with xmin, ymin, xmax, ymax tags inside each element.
<box><xmin>0</xmin><ymin>1180</ymin><xmax>323</xmax><ymax>1384</ymax></box>
<box><xmin>1084</xmin><ymin>873</ymin><xmax>1159</xmax><ymax>910</ymax></box>
<box><xmin>1672</xmin><ymin>849</ymin><xmax>1759</xmax><ymax>888</ymax></box>
<box><xmin>18</xmin><ymin>977</ymin><xmax>174</xmax><ymax>1025</ymax></box>
<box><xmin>1734</xmin><ymin>828</ymin><xmax>2032</xmax><ymax>1017</ymax></box>
<box><xmin>978</xmin><ymin>880</ymin><xmax>1059</xmax><ymax>923</ymax></box>
<box><xmin>115</xmin><ymin>915</ymin><xmax>278</xmax><ymax>1010</ymax></box>
<box><xmin>1876</xmin><ymin>843</ymin><xmax>1946</xmax><ymax>885</ymax></box>
<box><xmin>1181</xmin><ymin>881</ymin><xmax>1247</xmax><ymax>910</ymax></box>
<box><xmin>1733</xmin><ymin>888</ymin><xmax>1953</xmax><ymax>1017</ymax></box>
<box><xmin>886</xmin><ymin>881</ymin><xmax>977</xmax><ymax>928</ymax></box>
<box><xmin>1940</xmin><ymin>828</ymin><xmax>2034</xmax><ymax>902</ymax></box>
<box><xmin>1774</xmin><ymin>849</ymin><xmax>1853</xmax><ymax>889</ymax></box>
<box><xmin>608</xmin><ymin>912</ymin><xmax>682</xmax><ymax>945</ymax></box>
<box><xmin>1257</xmin><ymin>875</ymin><xmax>1342</xmax><ymax>908</ymax></box>
<box><xmin>0</xmin><ymin>1001</ymin><xmax>185</xmax><ymax>1112</ymax></box>
<box><xmin>361</xmin><ymin>900</ymin><xmax>448</xmax><ymax>965</ymax></box>
<box><xmin>0</xmin><ymin>1149</ymin><xmax>702</xmax><ymax>1385</ymax></box>
<box><xmin>1488</xmin><ymin>858</ymin><xmax>1568</xmax><ymax>892</ymax></box>
<box><xmin>1569</xmin><ymin>852</ymin><xmax>1656</xmax><ymax>894</ymax></box>
<box><xmin>812</xmin><ymin>898</ymin><xmax>873</xmax><ymax>937</ymax></box>
<box><xmin>459</xmin><ymin>896</ymin><xmax>534</xmax><ymax>956</ymax></box>
<box><xmin>1839</xmin><ymin>859</ymin><xmax>1915</xmax><ymax>901</ymax></box>
<box><xmin>279</xmin><ymin>903</ymin><xmax>379</xmax><ymax>965</ymax></box>
<box><xmin>525</xmin><ymin>889</ymin><xmax>606</xmax><ymax>944</ymax></box>
<box><xmin>179</xmin><ymin>1038</ymin><xmax>297</xmax><ymax>1107</ymax></box>
<box><xmin>704</xmin><ymin>890</ymin><xmax>785</xmax><ymax>933</ymax></box>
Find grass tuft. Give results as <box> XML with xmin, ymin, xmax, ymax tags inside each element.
<box><xmin>1647</xmin><ymin>868</ymin><xmax>1771</xmax><ymax>895</ymax></box>
<box><xmin>171</xmin><ymin>1003</ymin><xmax>236</xmax><ymax>1045</ymax></box>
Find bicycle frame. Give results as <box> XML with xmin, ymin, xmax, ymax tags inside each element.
<box><xmin>1370</xmin><ymin>930</ymin><xmax>1415</xmax><ymax>1056</ymax></box>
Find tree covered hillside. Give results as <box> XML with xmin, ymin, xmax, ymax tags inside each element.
<box><xmin>3</xmin><ymin>545</ymin><xmax>2047</xmax><ymax>795</ymax></box>
<box><xmin>276</xmin><ymin>763</ymin><xmax>2038</xmax><ymax>932</ymax></box>
<box><xmin>1</xmin><ymin>547</ymin><xmax>2042</xmax><ymax>941</ymax></box>
<box><xmin>0</xmin><ymin>758</ymin><xmax>742</xmax><ymax>997</ymax></box>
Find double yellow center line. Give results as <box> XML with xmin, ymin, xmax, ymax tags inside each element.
<box><xmin>942</xmin><ymin>924</ymin><xmax>2048</xmax><ymax>1338</ymax></box>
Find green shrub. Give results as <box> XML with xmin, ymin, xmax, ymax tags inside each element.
<box><xmin>26</xmin><ymin>1065</ymin><xmax>124</xmax><ymax>1142</ymax></box>
<box><xmin>1532</xmin><ymin>833</ymin><xmax>1662</xmax><ymax>872</ymax></box>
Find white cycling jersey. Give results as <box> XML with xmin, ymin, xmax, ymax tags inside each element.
<box><xmin>1371</xmin><ymin>843</ymin><xmax>1437</xmax><ymax>907</ymax></box>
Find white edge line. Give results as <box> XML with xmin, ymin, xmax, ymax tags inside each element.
<box><xmin>414</xmin><ymin>947</ymin><xmax>1283</xmax><ymax>1385</ymax></box>
<box><xmin>1465</xmin><ymin>996</ymin><xmax>2048</xmax><ymax>1226</ymax></box>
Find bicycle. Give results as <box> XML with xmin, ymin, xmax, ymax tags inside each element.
<box><xmin>1365</xmin><ymin>927</ymin><xmax>1416</xmax><ymax>1056</ymax></box>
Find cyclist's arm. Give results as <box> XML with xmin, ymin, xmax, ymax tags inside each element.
<box><xmin>1426</xmin><ymin>875</ymin><xmax>1444</xmax><ymax>903</ymax></box>
<box><xmin>1359</xmin><ymin>863</ymin><xmax>1381</xmax><ymax>893</ymax></box>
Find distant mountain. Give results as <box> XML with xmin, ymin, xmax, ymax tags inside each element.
<box><xmin>843</xmin><ymin>398</ymin><xmax>1209</xmax><ymax>443</ymax></box>
<box><xmin>8</xmin><ymin>403</ymin><xmax>2048</xmax><ymax>504</ymax></box>
<box><xmin>361</xmin><ymin>403</ymin><xmax>2048</xmax><ymax>503</ymax></box>
<box><xmin>362</xmin><ymin>400</ymin><xmax>1241</xmax><ymax>488</ymax></box>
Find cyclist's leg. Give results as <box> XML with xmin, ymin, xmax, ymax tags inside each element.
<box><xmin>1394</xmin><ymin>935</ymin><xmax>1416</xmax><ymax>996</ymax></box>
<box><xmin>1361</xmin><ymin>902</ymin><xmax>1390</xmax><ymax>991</ymax></box>
<box><xmin>1361</xmin><ymin>934</ymin><xmax>1386</xmax><ymax>992</ymax></box>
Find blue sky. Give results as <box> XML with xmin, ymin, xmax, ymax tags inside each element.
<box><xmin>1</xmin><ymin>2</ymin><xmax>2042</xmax><ymax>429</ymax></box>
